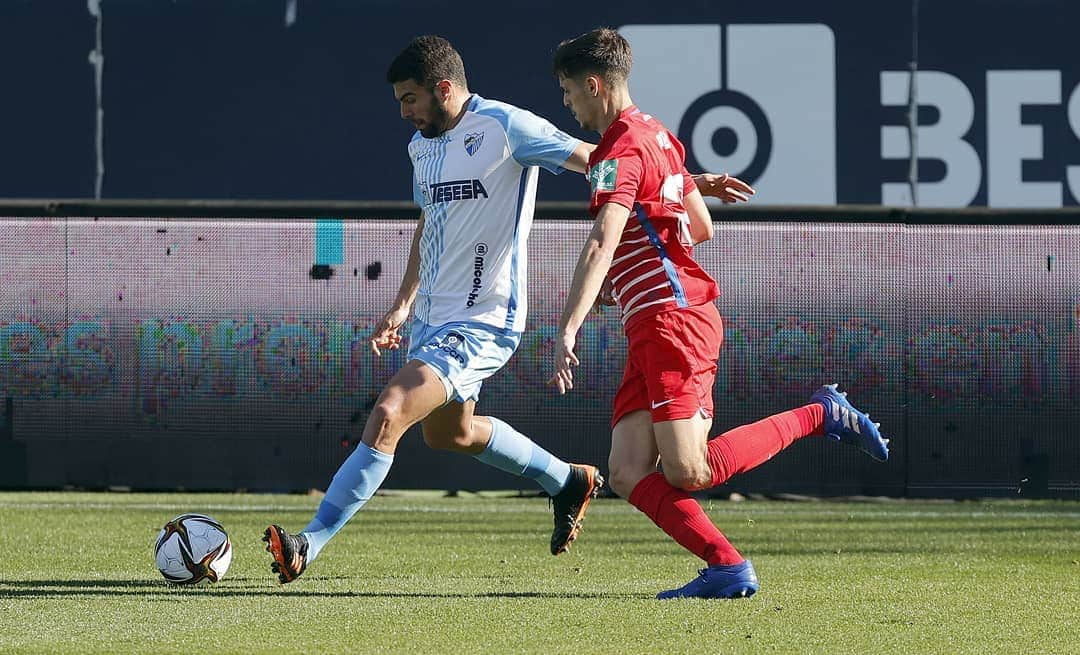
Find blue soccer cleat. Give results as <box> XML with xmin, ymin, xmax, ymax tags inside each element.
<box><xmin>811</xmin><ymin>383</ymin><xmax>890</xmax><ymax>462</ymax></box>
<box><xmin>656</xmin><ymin>559</ymin><xmax>759</xmax><ymax>600</ymax></box>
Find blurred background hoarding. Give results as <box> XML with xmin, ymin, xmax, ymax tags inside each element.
<box><xmin>1</xmin><ymin>0</ymin><xmax>1078</xmax><ymax>206</ymax></box>
<box><xmin>1</xmin><ymin>216</ymin><xmax>1076</xmax><ymax>497</ymax></box>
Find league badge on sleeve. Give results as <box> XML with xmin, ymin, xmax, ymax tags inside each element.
<box><xmin>464</xmin><ymin>132</ymin><xmax>485</xmax><ymax>156</ymax></box>
<box><xmin>589</xmin><ymin>159</ymin><xmax>619</xmax><ymax>193</ymax></box>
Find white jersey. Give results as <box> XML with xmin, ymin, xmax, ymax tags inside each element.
<box><xmin>409</xmin><ymin>94</ymin><xmax>580</xmax><ymax>333</ymax></box>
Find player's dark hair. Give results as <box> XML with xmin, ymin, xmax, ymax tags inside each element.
<box><xmin>386</xmin><ymin>35</ymin><xmax>469</xmax><ymax>90</ymax></box>
<box><xmin>552</xmin><ymin>27</ymin><xmax>632</xmax><ymax>84</ymax></box>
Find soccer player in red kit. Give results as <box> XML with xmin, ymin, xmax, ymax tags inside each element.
<box><xmin>549</xmin><ymin>28</ymin><xmax>890</xmax><ymax>599</ymax></box>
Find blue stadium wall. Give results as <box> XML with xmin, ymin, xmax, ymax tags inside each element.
<box><xmin>1</xmin><ymin>209</ymin><xmax>1078</xmax><ymax>497</ymax></box>
<box><xmin>1</xmin><ymin>0</ymin><xmax>1079</xmax><ymax>206</ymax></box>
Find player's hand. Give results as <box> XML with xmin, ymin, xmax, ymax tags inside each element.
<box><xmin>695</xmin><ymin>173</ymin><xmax>756</xmax><ymax>203</ymax></box>
<box><xmin>547</xmin><ymin>331</ymin><xmax>580</xmax><ymax>394</ymax></box>
<box><xmin>369</xmin><ymin>307</ymin><xmax>409</xmax><ymax>356</ymax></box>
<box><xmin>592</xmin><ymin>276</ymin><xmax>616</xmax><ymax>312</ymax></box>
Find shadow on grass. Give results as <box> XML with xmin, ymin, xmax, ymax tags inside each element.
<box><xmin>0</xmin><ymin>577</ymin><xmax>268</xmax><ymax>588</ymax></box>
<box><xmin>0</xmin><ymin>579</ymin><xmax>643</xmax><ymax>600</ymax></box>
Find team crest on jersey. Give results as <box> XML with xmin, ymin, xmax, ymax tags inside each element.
<box><xmin>589</xmin><ymin>159</ymin><xmax>619</xmax><ymax>193</ymax></box>
<box><xmin>464</xmin><ymin>132</ymin><xmax>484</xmax><ymax>156</ymax></box>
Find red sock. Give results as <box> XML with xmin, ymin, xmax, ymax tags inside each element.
<box><xmin>628</xmin><ymin>472</ymin><xmax>743</xmax><ymax>566</ymax></box>
<box><xmin>706</xmin><ymin>403</ymin><xmax>825</xmax><ymax>487</ymax></box>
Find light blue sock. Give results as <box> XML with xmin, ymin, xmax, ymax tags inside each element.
<box><xmin>474</xmin><ymin>417</ymin><xmax>572</xmax><ymax>496</ymax></box>
<box><xmin>300</xmin><ymin>443</ymin><xmax>393</xmax><ymax>562</ymax></box>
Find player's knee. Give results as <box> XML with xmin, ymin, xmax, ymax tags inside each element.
<box><xmin>607</xmin><ymin>462</ymin><xmax>644</xmax><ymax>499</ymax></box>
<box><xmin>361</xmin><ymin>401</ymin><xmax>413</xmax><ymax>451</ymax></box>
<box><xmin>421</xmin><ymin>425</ymin><xmax>471</xmax><ymax>452</ymax></box>
<box><xmin>663</xmin><ymin>466</ymin><xmax>712</xmax><ymax>491</ymax></box>
<box><xmin>607</xmin><ymin>475</ymin><xmax>636</xmax><ymax>499</ymax></box>
<box><xmin>369</xmin><ymin>402</ymin><xmax>405</xmax><ymax>437</ymax></box>
<box><xmin>420</xmin><ymin>428</ymin><xmax>452</xmax><ymax>450</ymax></box>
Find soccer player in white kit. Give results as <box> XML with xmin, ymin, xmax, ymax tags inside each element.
<box><xmin>262</xmin><ymin>35</ymin><xmax>603</xmax><ymax>582</ymax></box>
<box><xmin>264</xmin><ymin>35</ymin><xmax>739</xmax><ymax>583</ymax></box>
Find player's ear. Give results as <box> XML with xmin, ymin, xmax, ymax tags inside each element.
<box><xmin>434</xmin><ymin>79</ymin><xmax>452</xmax><ymax>102</ymax></box>
<box><xmin>587</xmin><ymin>75</ymin><xmax>601</xmax><ymax>98</ymax></box>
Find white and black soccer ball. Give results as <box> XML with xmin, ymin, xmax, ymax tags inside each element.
<box><xmin>154</xmin><ymin>513</ymin><xmax>232</xmax><ymax>584</ymax></box>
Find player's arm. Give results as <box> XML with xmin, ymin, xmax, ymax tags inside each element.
<box><xmin>692</xmin><ymin>173</ymin><xmax>755</xmax><ymax>203</ymax></box>
<box><xmin>683</xmin><ymin>187</ymin><xmax>714</xmax><ymax>245</ymax></box>
<box><xmin>370</xmin><ymin>211</ymin><xmax>425</xmax><ymax>356</ymax></box>
<box><xmin>503</xmin><ymin>107</ymin><xmax>589</xmax><ymax>175</ymax></box>
<box><xmin>561</xmin><ymin>142</ymin><xmax>596</xmax><ymax>174</ymax></box>
<box><xmin>683</xmin><ymin>172</ymin><xmax>754</xmax><ymax>245</ymax></box>
<box><xmin>549</xmin><ymin>201</ymin><xmax>630</xmax><ymax>394</ymax></box>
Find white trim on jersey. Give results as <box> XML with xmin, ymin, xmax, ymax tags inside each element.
<box><xmin>621</xmin><ymin>282</ymin><xmax>672</xmax><ymax>310</ymax></box>
<box><xmin>611</xmin><ymin>244</ymin><xmax>654</xmax><ymax>267</ymax></box>
<box><xmin>620</xmin><ymin>295</ymin><xmax>677</xmax><ymax>324</ymax></box>
<box><xmin>610</xmin><ymin>258</ymin><xmax>655</xmax><ymax>286</ymax></box>
<box><xmin>617</xmin><ymin>267</ymin><xmax>668</xmax><ymax>298</ymax></box>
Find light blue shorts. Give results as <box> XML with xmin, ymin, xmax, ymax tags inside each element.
<box><xmin>407</xmin><ymin>319</ymin><xmax>521</xmax><ymax>404</ymax></box>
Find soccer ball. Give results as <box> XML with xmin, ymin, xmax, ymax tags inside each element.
<box><xmin>154</xmin><ymin>513</ymin><xmax>233</xmax><ymax>584</ymax></box>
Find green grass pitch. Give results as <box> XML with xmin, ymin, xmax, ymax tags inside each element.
<box><xmin>1</xmin><ymin>492</ymin><xmax>1077</xmax><ymax>654</ymax></box>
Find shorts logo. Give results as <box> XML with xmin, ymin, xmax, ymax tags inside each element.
<box><xmin>589</xmin><ymin>159</ymin><xmax>619</xmax><ymax>194</ymax></box>
<box><xmin>464</xmin><ymin>132</ymin><xmax>485</xmax><ymax>156</ymax></box>
<box><xmin>435</xmin><ymin>331</ymin><xmax>466</xmax><ymax>365</ymax></box>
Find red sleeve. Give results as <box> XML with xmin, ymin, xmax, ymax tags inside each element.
<box><xmin>589</xmin><ymin>126</ymin><xmax>642</xmax><ymax>214</ymax></box>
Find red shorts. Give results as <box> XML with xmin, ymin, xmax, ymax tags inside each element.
<box><xmin>611</xmin><ymin>302</ymin><xmax>724</xmax><ymax>428</ymax></box>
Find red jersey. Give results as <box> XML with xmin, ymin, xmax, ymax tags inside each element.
<box><xmin>587</xmin><ymin>106</ymin><xmax>720</xmax><ymax>330</ymax></box>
